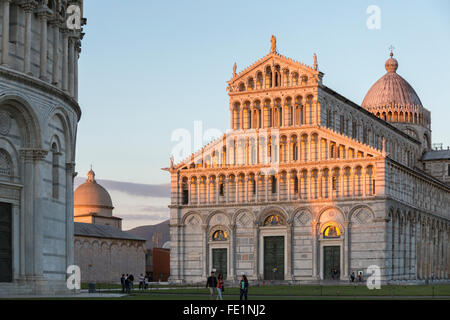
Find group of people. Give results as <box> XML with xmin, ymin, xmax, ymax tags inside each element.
<box><xmin>330</xmin><ymin>268</ymin><xmax>339</xmax><ymax>280</ymax></box>
<box><xmin>121</xmin><ymin>273</ymin><xmax>150</xmax><ymax>293</ymax></box>
<box><xmin>350</xmin><ymin>271</ymin><xmax>364</xmax><ymax>282</ymax></box>
<box><xmin>206</xmin><ymin>271</ymin><xmax>249</xmax><ymax>300</ymax></box>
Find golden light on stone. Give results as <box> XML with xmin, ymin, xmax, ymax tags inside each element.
<box><xmin>264</xmin><ymin>214</ymin><xmax>283</xmax><ymax>226</ymax></box>
<box><xmin>323</xmin><ymin>225</ymin><xmax>341</xmax><ymax>238</ymax></box>
<box><xmin>212</xmin><ymin>230</ymin><xmax>228</xmax><ymax>241</ymax></box>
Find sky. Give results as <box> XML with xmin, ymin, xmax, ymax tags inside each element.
<box><xmin>76</xmin><ymin>0</ymin><xmax>450</xmax><ymax>230</ymax></box>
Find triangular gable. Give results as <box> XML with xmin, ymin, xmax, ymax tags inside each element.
<box><xmin>228</xmin><ymin>51</ymin><xmax>321</xmax><ymax>85</ymax></box>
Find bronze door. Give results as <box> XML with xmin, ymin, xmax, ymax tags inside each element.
<box><xmin>323</xmin><ymin>246</ymin><xmax>340</xmax><ymax>280</ymax></box>
<box><xmin>264</xmin><ymin>236</ymin><xmax>284</xmax><ymax>280</ymax></box>
<box><xmin>212</xmin><ymin>248</ymin><xmax>227</xmax><ymax>279</ymax></box>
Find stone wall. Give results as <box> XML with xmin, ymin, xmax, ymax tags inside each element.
<box><xmin>74</xmin><ymin>236</ymin><xmax>146</xmax><ymax>284</ymax></box>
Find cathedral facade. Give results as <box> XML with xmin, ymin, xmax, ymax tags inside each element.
<box><xmin>168</xmin><ymin>37</ymin><xmax>450</xmax><ymax>284</ymax></box>
<box><xmin>0</xmin><ymin>1</ymin><xmax>85</xmax><ymax>295</ymax></box>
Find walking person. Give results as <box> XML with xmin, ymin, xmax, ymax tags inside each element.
<box><xmin>206</xmin><ymin>271</ymin><xmax>217</xmax><ymax>300</ymax></box>
<box><xmin>144</xmin><ymin>275</ymin><xmax>149</xmax><ymax>290</ymax></box>
<box><xmin>139</xmin><ymin>274</ymin><xmax>144</xmax><ymax>290</ymax></box>
<box><xmin>128</xmin><ymin>274</ymin><xmax>134</xmax><ymax>292</ymax></box>
<box><xmin>125</xmin><ymin>274</ymin><xmax>130</xmax><ymax>294</ymax></box>
<box><xmin>350</xmin><ymin>272</ymin><xmax>355</xmax><ymax>283</ymax></box>
<box><xmin>120</xmin><ymin>274</ymin><xmax>126</xmax><ymax>293</ymax></box>
<box><xmin>216</xmin><ymin>273</ymin><xmax>224</xmax><ymax>300</ymax></box>
<box><xmin>239</xmin><ymin>274</ymin><xmax>248</xmax><ymax>301</ymax></box>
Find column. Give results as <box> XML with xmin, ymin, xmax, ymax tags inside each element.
<box><xmin>65</xmin><ymin>163</ymin><xmax>75</xmax><ymax>270</ymax></box>
<box><xmin>255</xmin><ymin>175</ymin><xmax>259</xmax><ymax>202</ymax></box>
<box><xmin>343</xmin><ymin>221</ymin><xmax>351</xmax><ymax>279</ymax></box>
<box><xmin>276</xmin><ymin>174</ymin><xmax>280</xmax><ymax>201</ymax></box>
<box><xmin>286</xmin><ymin>222</ymin><xmax>293</xmax><ymax>280</ymax></box>
<box><xmin>22</xmin><ymin>3</ymin><xmax>35</xmax><ymax>74</ymax></box>
<box><xmin>1</xmin><ymin>0</ymin><xmax>11</xmax><ymax>65</ymax></box>
<box><xmin>20</xmin><ymin>149</ymin><xmax>48</xmax><ymax>278</ymax></box>
<box><xmin>229</xmin><ymin>224</ymin><xmax>236</xmax><ymax>281</ymax></box>
<box><xmin>287</xmin><ymin>173</ymin><xmax>291</xmax><ymax>201</ymax></box>
<box><xmin>215</xmin><ymin>180</ymin><xmax>219</xmax><ymax>204</ymax></box>
<box><xmin>311</xmin><ymin>221</ymin><xmax>319</xmax><ymax>279</ymax></box>
<box><xmin>188</xmin><ymin>181</ymin><xmax>191</xmax><ymax>204</ymax></box>
<box><xmin>235</xmin><ymin>178</ymin><xmax>238</xmax><ymax>203</ymax></box>
<box><xmin>271</xmin><ymin>69</ymin><xmax>275</xmax><ymax>88</ymax></box>
<box><xmin>8</xmin><ymin>203</ymin><xmax>23</xmax><ymax>280</ymax></box>
<box><xmin>197</xmin><ymin>181</ymin><xmax>200</xmax><ymax>204</ymax></box>
<box><xmin>61</xmin><ymin>28</ymin><xmax>69</xmax><ymax>91</ymax></box>
<box><xmin>38</xmin><ymin>10</ymin><xmax>49</xmax><ymax>81</ymax></box>
<box><xmin>207</xmin><ymin>179</ymin><xmax>212</xmax><ymax>204</ymax></box>
<box><xmin>225</xmin><ymin>178</ymin><xmax>229</xmax><ymax>203</ymax></box>
<box><xmin>74</xmin><ymin>41</ymin><xmax>80</xmax><ymax>98</ymax></box>
<box><xmin>307</xmin><ymin>172</ymin><xmax>312</xmax><ymax>200</ymax></box>
<box><xmin>265</xmin><ymin>175</ymin><xmax>268</xmax><ymax>202</ymax></box>
<box><xmin>51</xmin><ymin>20</ymin><xmax>60</xmax><ymax>85</ymax></box>
<box><xmin>68</xmin><ymin>36</ymin><xmax>75</xmax><ymax>95</ymax></box>
<box><xmin>244</xmin><ymin>175</ymin><xmax>248</xmax><ymax>203</ymax></box>
<box><xmin>201</xmin><ymin>224</ymin><xmax>208</xmax><ymax>278</ymax></box>
<box><xmin>263</xmin><ymin>106</ymin><xmax>269</xmax><ymax>128</ymax></box>
<box><xmin>253</xmin><ymin>223</ymin><xmax>260</xmax><ymax>279</ymax></box>
<box><xmin>180</xmin><ymin>225</ymin><xmax>185</xmax><ymax>281</ymax></box>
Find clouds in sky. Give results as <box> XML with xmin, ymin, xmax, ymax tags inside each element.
<box><xmin>74</xmin><ymin>177</ymin><xmax>170</xmax><ymax>230</ymax></box>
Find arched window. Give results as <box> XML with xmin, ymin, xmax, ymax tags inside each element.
<box><xmin>212</xmin><ymin>230</ymin><xmax>228</xmax><ymax>241</ymax></box>
<box><xmin>51</xmin><ymin>143</ymin><xmax>59</xmax><ymax>199</ymax></box>
<box><xmin>264</xmin><ymin>214</ymin><xmax>284</xmax><ymax>226</ymax></box>
<box><xmin>294</xmin><ymin>174</ymin><xmax>298</xmax><ymax>194</ymax></box>
<box><xmin>0</xmin><ymin>149</ymin><xmax>12</xmax><ymax>177</ymax></box>
<box><xmin>182</xmin><ymin>178</ymin><xmax>189</xmax><ymax>204</ymax></box>
<box><xmin>323</xmin><ymin>225</ymin><xmax>341</xmax><ymax>238</ymax></box>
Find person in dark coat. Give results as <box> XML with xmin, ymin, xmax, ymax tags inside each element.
<box><xmin>206</xmin><ymin>271</ymin><xmax>218</xmax><ymax>300</ymax></box>
<box><xmin>120</xmin><ymin>274</ymin><xmax>126</xmax><ymax>293</ymax></box>
<box><xmin>128</xmin><ymin>274</ymin><xmax>134</xmax><ymax>292</ymax></box>
<box><xmin>239</xmin><ymin>274</ymin><xmax>249</xmax><ymax>300</ymax></box>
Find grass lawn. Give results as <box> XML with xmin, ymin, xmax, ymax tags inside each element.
<box><xmin>78</xmin><ymin>284</ymin><xmax>450</xmax><ymax>300</ymax></box>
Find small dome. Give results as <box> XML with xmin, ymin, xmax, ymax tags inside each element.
<box><xmin>362</xmin><ymin>53</ymin><xmax>422</xmax><ymax>110</ymax></box>
<box><xmin>384</xmin><ymin>54</ymin><xmax>398</xmax><ymax>73</ymax></box>
<box><xmin>74</xmin><ymin>169</ymin><xmax>113</xmax><ymax>209</ymax></box>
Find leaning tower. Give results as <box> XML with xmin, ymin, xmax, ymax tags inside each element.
<box><xmin>0</xmin><ymin>0</ymin><xmax>85</xmax><ymax>295</ymax></box>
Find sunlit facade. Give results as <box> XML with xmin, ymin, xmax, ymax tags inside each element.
<box><xmin>167</xmin><ymin>37</ymin><xmax>449</xmax><ymax>284</ymax></box>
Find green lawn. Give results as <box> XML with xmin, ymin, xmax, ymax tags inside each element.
<box><xmin>84</xmin><ymin>284</ymin><xmax>450</xmax><ymax>299</ymax></box>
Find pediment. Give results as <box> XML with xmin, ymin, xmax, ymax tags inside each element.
<box><xmin>228</xmin><ymin>52</ymin><xmax>323</xmax><ymax>90</ymax></box>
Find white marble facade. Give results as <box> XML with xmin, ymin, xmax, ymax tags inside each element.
<box><xmin>167</xmin><ymin>38</ymin><xmax>450</xmax><ymax>284</ymax></box>
<box><xmin>0</xmin><ymin>0</ymin><xmax>85</xmax><ymax>295</ymax></box>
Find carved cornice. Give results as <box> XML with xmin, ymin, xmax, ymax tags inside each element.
<box><xmin>19</xmin><ymin>148</ymin><xmax>48</xmax><ymax>161</ymax></box>
<box><xmin>18</xmin><ymin>0</ymin><xmax>37</xmax><ymax>12</ymax></box>
<box><xmin>0</xmin><ymin>66</ymin><xmax>82</xmax><ymax>120</ymax></box>
<box><xmin>66</xmin><ymin>162</ymin><xmax>75</xmax><ymax>172</ymax></box>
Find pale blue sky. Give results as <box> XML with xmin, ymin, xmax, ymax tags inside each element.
<box><xmin>76</xmin><ymin>1</ymin><xmax>450</xmax><ymax>228</ymax></box>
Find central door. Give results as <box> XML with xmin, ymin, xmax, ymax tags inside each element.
<box><xmin>212</xmin><ymin>248</ymin><xmax>227</xmax><ymax>279</ymax></box>
<box><xmin>323</xmin><ymin>246</ymin><xmax>340</xmax><ymax>280</ymax></box>
<box><xmin>264</xmin><ymin>236</ymin><xmax>284</xmax><ymax>280</ymax></box>
<box><xmin>0</xmin><ymin>202</ymin><xmax>12</xmax><ymax>283</ymax></box>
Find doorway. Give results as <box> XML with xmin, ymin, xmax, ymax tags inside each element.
<box><xmin>323</xmin><ymin>246</ymin><xmax>340</xmax><ymax>280</ymax></box>
<box><xmin>212</xmin><ymin>248</ymin><xmax>227</xmax><ymax>279</ymax></box>
<box><xmin>263</xmin><ymin>236</ymin><xmax>284</xmax><ymax>280</ymax></box>
<box><xmin>0</xmin><ymin>202</ymin><xmax>12</xmax><ymax>282</ymax></box>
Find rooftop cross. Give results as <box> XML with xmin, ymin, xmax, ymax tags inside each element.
<box><xmin>388</xmin><ymin>45</ymin><xmax>395</xmax><ymax>57</ymax></box>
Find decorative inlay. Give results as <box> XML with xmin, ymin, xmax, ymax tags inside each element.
<box><xmin>0</xmin><ymin>111</ymin><xmax>11</xmax><ymax>135</ymax></box>
<box><xmin>0</xmin><ymin>150</ymin><xmax>11</xmax><ymax>176</ymax></box>
<box><xmin>295</xmin><ymin>211</ymin><xmax>311</xmax><ymax>226</ymax></box>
